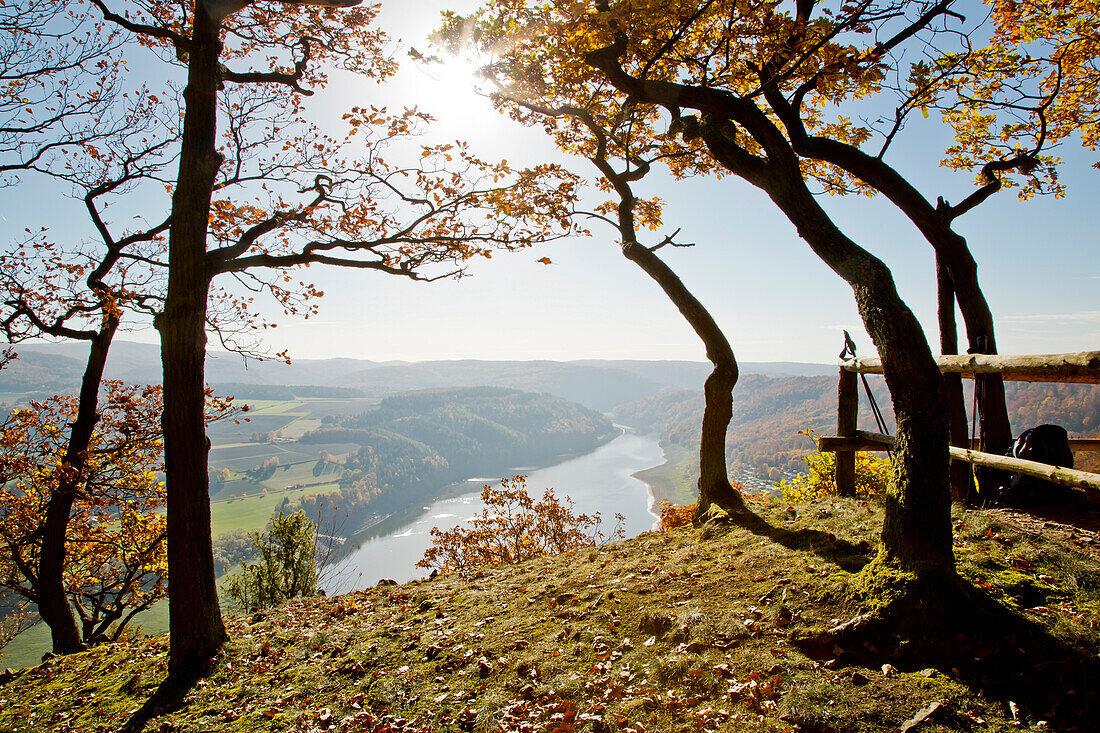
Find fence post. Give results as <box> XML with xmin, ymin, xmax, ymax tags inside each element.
<box><xmin>836</xmin><ymin>366</ymin><xmax>858</xmax><ymax>496</ymax></box>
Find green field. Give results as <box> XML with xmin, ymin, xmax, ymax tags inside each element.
<box><xmin>209</xmin><ymin>483</ymin><xmax>338</xmax><ymax>538</ymax></box>
<box><xmin>278</xmin><ymin>417</ymin><xmax>322</xmax><ymax>439</ymax></box>
<box><xmin>206</xmin><ymin>396</ymin><xmax>376</xmax><ymax>446</ymax></box>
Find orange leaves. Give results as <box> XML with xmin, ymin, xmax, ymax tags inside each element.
<box><xmin>0</xmin><ymin>381</ymin><xmax>240</xmax><ymax>646</ymax></box>
<box><xmin>657</xmin><ymin>500</ymin><xmax>695</xmax><ymax>531</ymax></box>
<box><xmin>418</xmin><ymin>476</ymin><xmax>624</xmax><ymax>575</ymax></box>
<box><xmin>537</xmin><ymin>256</ymin><xmax>552</xmax><ymax>264</ymax></box>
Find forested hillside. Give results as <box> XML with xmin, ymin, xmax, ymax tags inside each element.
<box><xmin>615</xmin><ymin>377</ymin><xmax>1100</xmax><ymax>484</ymax></box>
<box><xmin>284</xmin><ymin>388</ymin><xmax>616</xmax><ymax>530</ymax></box>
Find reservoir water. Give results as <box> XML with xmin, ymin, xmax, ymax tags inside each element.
<box><xmin>325</xmin><ymin>427</ymin><xmax>664</xmax><ymax>592</ymax></box>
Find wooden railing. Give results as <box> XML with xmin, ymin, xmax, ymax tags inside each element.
<box><xmin>821</xmin><ymin>351</ymin><xmax>1100</xmax><ymax>495</ymax></box>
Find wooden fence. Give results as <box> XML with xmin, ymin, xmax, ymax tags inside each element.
<box><xmin>818</xmin><ymin>351</ymin><xmax>1100</xmax><ymax>495</ymax></box>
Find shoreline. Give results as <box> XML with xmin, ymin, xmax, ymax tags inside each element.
<box><xmin>631</xmin><ymin>441</ymin><xmax>699</xmax><ymax>509</ymax></box>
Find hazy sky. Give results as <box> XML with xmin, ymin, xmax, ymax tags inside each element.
<box><xmin>3</xmin><ymin>1</ymin><xmax>1097</xmax><ymax>365</ymax></box>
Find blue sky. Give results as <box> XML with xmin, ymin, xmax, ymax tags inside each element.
<box><xmin>2</xmin><ymin>1</ymin><xmax>1096</xmax><ymax>365</ymax></box>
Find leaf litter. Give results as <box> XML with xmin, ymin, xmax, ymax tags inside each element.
<box><xmin>1</xmin><ymin>496</ymin><xmax>1097</xmax><ymax>732</ymax></box>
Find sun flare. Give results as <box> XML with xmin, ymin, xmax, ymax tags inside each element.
<box><xmin>415</xmin><ymin>52</ymin><xmax>496</xmax><ymax>127</ymax></box>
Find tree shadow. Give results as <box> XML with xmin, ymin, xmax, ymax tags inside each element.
<box><xmin>991</xmin><ymin>497</ymin><xmax>1100</xmax><ymax>544</ymax></box>
<box><xmin>119</xmin><ymin>677</ymin><xmax>194</xmax><ymax>733</ymax></box>
<box><xmin>793</xmin><ymin>580</ymin><xmax>1099</xmax><ymax>731</ymax></box>
<box><xmin>723</xmin><ymin>509</ymin><xmax>874</xmax><ymax>572</ymax></box>
<box><xmin>724</xmin><ymin>506</ymin><xmax>1097</xmax><ymax>728</ymax></box>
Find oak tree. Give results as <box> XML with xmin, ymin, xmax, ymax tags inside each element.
<box><xmin>478</xmin><ymin>92</ymin><xmax>750</xmax><ymax>522</ymax></box>
<box><xmin>458</xmin><ymin>0</ymin><xmax>966</xmax><ymax>625</ymax></box>
<box><xmin>0</xmin><ymin>116</ymin><xmax>172</xmax><ymax>654</ymax></box>
<box><xmin>464</xmin><ymin>0</ymin><xmax>1100</xmax><ymax>505</ymax></box>
<box><xmin>0</xmin><ymin>383</ymin><xmax>167</xmax><ymax>649</ymax></box>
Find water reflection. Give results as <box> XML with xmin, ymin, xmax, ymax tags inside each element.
<box><xmin>325</xmin><ymin>427</ymin><xmax>663</xmax><ymax>593</ymax></box>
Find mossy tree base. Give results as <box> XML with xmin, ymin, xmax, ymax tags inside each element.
<box><xmin>793</xmin><ymin>555</ymin><xmax>1100</xmax><ymax>731</ymax></box>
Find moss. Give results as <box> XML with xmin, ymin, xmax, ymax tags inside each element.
<box><xmin>857</xmin><ymin>554</ymin><xmax>918</xmax><ymax>614</ymax></box>
<box><xmin>990</xmin><ymin>569</ymin><xmax>1058</xmax><ymax>610</ymax></box>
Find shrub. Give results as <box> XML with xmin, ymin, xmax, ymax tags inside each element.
<box><xmin>213</xmin><ymin>530</ymin><xmax>256</xmax><ymax>571</ymax></box>
<box><xmin>224</xmin><ymin>510</ymin><xmax>318</xmax><ymax>611</ymax></box>
<box><xmin>657</xmin><ymin>500</ymin><xmax>695</xmax><ymax>531</ymax></box>
<box><xmin>0</xmin><ymin>599</ymin><xmax>36</xmax><ymax>660</ymax></box>
<box><xmin>775</xmin><ymin>431</ymin><xmax>891</xmax><ymax>502</ymax></box>
<box><xmin>417</xmin><ymin>475</ymin><xmax>624</xmax><ymax>574</ymax></box>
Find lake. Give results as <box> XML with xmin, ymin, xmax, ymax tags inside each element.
<box><xmin>324</xmin><ymin>427</ymin><xmax>664</xmax><ymax>592</ymax></box>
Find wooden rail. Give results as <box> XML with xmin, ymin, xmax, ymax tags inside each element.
<box><xmin>826</xmin><ymin>351</ymin><xmax>1100</xmax><ymax>496</ymax></box>
<box><xmin>820</xmin><ymin>432</ymin><xmax>1100</xmax><ymax>453</ymax></box>
<box><xmin>820</xmin><ymin>431</ymin><xmax>1100</xmax><ymax>492</ymax></box>
<box><xmin>839</xmin><ymin>350</ymin><xmax>1100</xmax><ymax>384</ymax></box>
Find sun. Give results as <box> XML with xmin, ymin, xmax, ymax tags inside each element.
<box><xmin>413</xmin><ymin>51</ymin><xmax>497</xmax><ymax>130</ymax></box>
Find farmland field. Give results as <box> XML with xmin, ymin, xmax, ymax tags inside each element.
<box><xmin>265</xmin><ymin>398</ymin><xmax>377</xmax><ymax>417</ymax></box>
<box><xmin>279</xmin><ymin>417</ymin><xmax>322</xmax><ymax>439</ymax></box>
<box><xmin>209</xmin><ymin>484</ymin><xmax>337</xmax><ymax>538</ymax></box>
<box><xmin>209</xmin><ymin>441</ymin><xmax>359</xmax><ymax>472</ymax></box>
<box><xmin>206</xmin><ymin>397</ymin><xmax>376</xmax><ymax>444</ymax></box>
<box><xmin>208</xmin><ymin>413</ymin><xmax>299</xmax><ymax>442</ymax></box>
<box><xmin>209</xmin><ymin>443</ymin><xmax>282</xmax><ymax>461</ymax></box>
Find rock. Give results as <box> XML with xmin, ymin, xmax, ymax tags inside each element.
<box><xmin>829</xmin><ymin>614</ymin><xmax>871</xmax><ymax>635</ymax></box>
<box><xmin>900</xmin><ymin>701</ymin><xmax>942</xmax><ymax>732</ymax></box>
<box><xmin>881</xmin><ymin>663</ymin><xmax>898</xmax><ymax>677</ymax></box>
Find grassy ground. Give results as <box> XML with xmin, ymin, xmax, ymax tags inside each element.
<box><xmin>2</xmin><ymin>496</ymin><xmax>1097</xmax><ymax>732</ymax></box>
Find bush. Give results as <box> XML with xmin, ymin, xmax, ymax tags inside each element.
<box><xmin>417</xmin><ymin>475</ymin><xmax>623</xmax><ymax>575</ymax></box>
<box><xmin>213</xmin><ymin>530</ymin><xmax>256</xmax><ymax>571</ymax></box>
<box><xmin>0</xmin><ymin>599</ymin><xmax>36</xmax><ymax>660</ymax></box>
<box><xmin>775</xmin><ymin>432</ymin><xmax>891</xmax><ymax>502</ymax></box>
<box><xmin>224</xmin><ymin>510</ymin><xmax>318</xmax><ymax>611</ymax></box>
<box><xmin>657</xmin><ymin>500</ymin><xmax>695</xmax><ymax>531</ymax></box>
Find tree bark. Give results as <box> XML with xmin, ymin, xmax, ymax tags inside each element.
<box><xmin>766</xmin><ymin>182</ymin><xmax>953</xmax><ymax>582</ymax></box>
<box><xmin>937</xmin><ymin>258</ymin><xmax>973</xmax><ymax>503</ymax></box>
<box><xmin>619</xmin><ymin>240</ymin><xmax>749</xmax><ymax>522</ymax></box>
<box><xmin>37</xmin><ymin>316</ymin><xmax>119</xmax><ymax>654</ymax></box>
<box><xmin>159</xmin><ymin>3</ymin><xmax>226</xmax><ymax>686</ymax></box>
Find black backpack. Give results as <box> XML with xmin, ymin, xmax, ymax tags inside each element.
<box><xmin>996</xmin><ymin>424</ymin><xmax>1075</xmax><ymax>506</ymax></box>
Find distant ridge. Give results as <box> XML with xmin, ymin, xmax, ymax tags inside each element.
<box><xmin>0</xmin><ymin>340</ymin><xmax>834</xmax><ymax>411</ymax></box>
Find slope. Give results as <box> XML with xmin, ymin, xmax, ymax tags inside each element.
<box><xmin>2</xmin><ymin>497</ymin><xmax>1097</xmax><ymax>732</ymax></box>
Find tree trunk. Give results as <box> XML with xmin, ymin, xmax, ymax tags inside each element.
<box><xmin>698</xmin><ymin>121</ymin><xmax>954</xmax><ymax>588</ymax></box>
<box><xmin>938</xmin><ymin>240</ymin><xmax>1010</xmax><ymax>492</ymax></box>
<box><xmin>159</xmin><ymin>4</ymin><xmax>226</xmax><ymax>686</ymax></box>
<box><xmin>619</xmin><ymin>240</ymin><xmax>748</xmax><ymax>522</ymax></box>
<box><xmin>779</xmin><ymin>132</ymin><xmax>1012</xmax><ymax>467</ymax></box>
<box><xmin>937</xmin><ymin>258</ymin><xmax>973</xmax><ymax>503</ymax></box>
<box><xmin>37</xmin><ymin>316</ymin><xmax>119</xmax><ymax>654</ymax></box>
<box><xmin>769</xmin><ymin>189</ymin><xmax>953</xmax><ymax>582</ymax></box>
